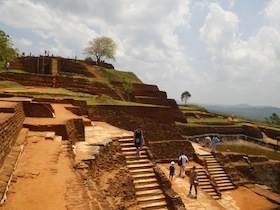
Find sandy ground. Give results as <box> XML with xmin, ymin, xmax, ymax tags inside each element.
<box><xmin>1</xmin><ymin>132</ymin><xmax>74</xmax><ymax>210</ymax></box>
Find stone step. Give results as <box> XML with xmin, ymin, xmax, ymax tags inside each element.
<box><xmin>54</xmin><ymin>135</ymin><xmax>62</xmax><ymax>142</ymax></box>
<box><xmin>135</xmin><ymin>183</ymin><xmax>160</xmax><ymax>190</ymax></box>
<box><xmin>203</xmin><ymin>189</ymin><xmax>216</xmax><ymax>193</ymax></box>
<box><xmin>121</xmin><ymin>147</ymin><xmax>136</xmax><ymax>151</ymax></box>
<box><xmin>119</xmin><ymin>142</ymin><xmax>135</xmax><ymax>147</ymax></box>
<box><xmin>212</xmin><ymin>174</ymin><xmax>228</xmax><ymax>178</ymax></box>
<box><xmin>137</xmin><ymin>194</ymin><xmax>165</xmax><ymax>203</ymax></box>
<box><xmin>123</xmin><ymin>151</ymin><xmax>147</xmax><ymax>156</ymax></box>
<box><xmin>129</xmin><ymin>168</ymin><xmax>154</xmax><ymax>174</ymax></box>
<box><xmin>198</xmin><ymin>181</ymin><xmax>211</xmax><ymax>186</ymax></box>
<box><xmin>136</xmin><ymin>189</ymin><xmax>163</xmax><ymax>197</ymax></box>
<box><xmin>200</xmin><ymin>185</ymin><xmax>214</xmax><ymax>189</ymax></box>
<box><xmin>214</xmin><ymin>177</ymin><xmax>230</xmax><ymax>181</ymax></box>
<box><xmin>197</xmin><ymin>175</ymin><xmax>208</xmax><ymax>179</ymax></box>
<box><xmin>209</xmin><ymin>171</ymin><xmax>226</xmax><ymax>175</ymax></box>
<box><xmin>198</xmin><ymin>179</ymin><xmax>210</xmax><ymax>182</ymax></box>
<box><xmin>118</xmin><ymin>138</ymin><xmax>133</xmax><ymax>142</ymax></box>
<box><xmin>125</xmin><ymin>154</ymin><xmax>148</xmax><ymax>160</ymax></box>
<box><xmin>126</xmin><ymin>159</ymin><xmax>150</xmax><ymax>165</ymax></box>
<box><xmin>212</xmin><ymin>195</ymin><xmax>221</xmax><ymax>200</ymax></box>
<box><xmin>127</xmin><ymin>163</ymin><xmax>153</xmax><ymax>169</ymax></box>
<box><xmin>132</xmin><ymin>173</ymin><xmax>155</xmax><ymax>180</ymax></box>
<box><xmin>208</xmin><ymin>168</ymin><xmax>224</xmax><ymax>172</ymax></box>
<box><xmin>207</xmin><ymin>165</ymin><xmax>223</xmax><ymax>169</ymax></box>
<box><xmin>134</xmin><ymin>178</ymin><xmax>157</xmax><ymax>184</ymax></box>
<box><xmin>216</xmin><ymin>180</ymin><xmax>232</xmax><ymax>184</ymax></box>
<box><xmin>206</xmin><ymin>160</ymin><xmax>219</xmax><ymax>163</ymax></box>
<box><xmin>139</xmin><ymin>200</ymin><xmax>167</xmax><ymax>210</ymax></box>
<box><xmin>218</xmin><ymin>186</ymin><xmax>235</xmax><ymax>191</ymax></box>
<box><xmin>217</xmin><ymin>183</ymin><xmax>234</xmax><ymax>187</ymax></box>
<box><xmin>208</xmin><ymin>192</ymin><xmax>219</xmax><ymax>196</ymax></box>
<box><xmin>45</xmin><ymin>132</ymin><xmax>56</xmax><ymax>140</ymax></box>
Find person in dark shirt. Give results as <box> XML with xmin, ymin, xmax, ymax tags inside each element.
<box><xmin>133</xmin><ymin>126</ymin><xmax>144</xmax><ymax>157</ymax></box>
<box><xmin>169</xmin><ymin>161</ymin><xmax>175</xmax><ymax>182</ymax></box>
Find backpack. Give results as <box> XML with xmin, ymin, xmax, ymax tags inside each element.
<box><xmin>178</xmin><ymin>158</ymin><xmax>182</xmax><ymax>166</ymax></box>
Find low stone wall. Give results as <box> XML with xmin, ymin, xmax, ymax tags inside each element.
<box><xmin>87</xmin><ymin>105</ymin><xmax>183</xmax><ymax>141</ymax></box>
<box><xmin>242</xmin><ymin>124</ymin><xmax>263</xmax><ymax>138</ymax></box>
<box><xmin>65</xmin><ymin>119</ymin><xmax>85</xmax><ymax>145</ymax></box>
<box><xmin>149</xmin><ymin>140</ymin><xmax>195</xmax><ymax>161</ymax></box>
<box><xmin>23</xmin><ymin>124</ymin><xmax>68</xmax><ymax>139</ymax></box>
<box><xmin>22</xmin><ymin>101</ymin><xmax>54</xmax><ymax>117</ymax></box>
<box><xmin>259</xmin><ymin>126</ymin><xmax>280</xmax><ymax>139</ymax></box>
<box><xmin>0</xmin><ymin>102</ymin><xmax>25</xmax><ymax>168</ymax></box>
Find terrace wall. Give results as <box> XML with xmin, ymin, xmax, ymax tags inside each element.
<box><xmin>0</xmin><ymin>102</ymin><xmax>25</xmax><ymax>168</ymax></box>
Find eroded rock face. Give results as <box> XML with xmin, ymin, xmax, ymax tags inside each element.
<box><xmin>235</xmin><ymin>162</ymin><xmax>280</xmax><ymax>193</ymax></box>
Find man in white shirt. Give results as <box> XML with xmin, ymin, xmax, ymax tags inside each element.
<box><xmin>179</xmin><ymin>153</ymin><xmax>189</xmax><ymax>178</ymax></box>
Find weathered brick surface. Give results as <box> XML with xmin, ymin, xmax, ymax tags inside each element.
<box><xmin>66</xmin><ymin>119</ymin><xmax>85</xmax><ymax>145</ymax></box>
<box><xmin>0</xmin><ymin>102</ymin><xmax>25</xmax><ymax>168</ymax></box>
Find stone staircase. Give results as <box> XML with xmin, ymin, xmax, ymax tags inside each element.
<box><xmin>118</xmin><ymin>138</ymin><xmax>168</xmax><ymax>210</ymax></box>
<box><xmin>194</xmin><ymin>167</ymin><xmax>221</xmax><ymax>200</ymax></box>
<box><xmin>202</xmin><ymin>154</ymin><xmax>235</xmax><ymax>192</ymax></box>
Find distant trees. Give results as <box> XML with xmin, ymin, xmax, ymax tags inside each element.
<box><xmin>265</xmin><ymin>113</ymin><xmax>280</xmax><ymax>125</ymax></box>
<box><xmin>181</xmin><ymin>91</ymin><xmax>191</xmax><ymax>106</ymax></box>
<box><xmin>0</xmin><ymin>30</ymin><xmax>18</xmax><ymax>65</ymax></box>
<box><xmin>83</xmin><ymin>36</ymin><xmax>117</xmax><ymax>63</ymax></box>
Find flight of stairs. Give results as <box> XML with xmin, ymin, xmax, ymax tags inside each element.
<box><xmin>202</xmin><ymin>154</ymin><xmax>235</xmax><ymax>192</ymax></box>
<box><xmin>118</xmin><ymin>138</ymin><xmax>168</xmax><ymax>210</ymax></box>
<box><xmin>194</xmin><ymin>167</ymin><xmax>221</xmax><ymax>200</ymax></box>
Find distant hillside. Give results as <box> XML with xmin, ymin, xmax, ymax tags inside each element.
<box><xmin>199</xmin><ymin>104</ymin><xmax>280</xmax><ymax>121</ymax></box>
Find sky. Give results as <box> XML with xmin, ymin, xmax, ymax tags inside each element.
<box><xmin>0</xmin><ymin>0</ymin><xmax>280</xmax><ymax>108</ymax></box>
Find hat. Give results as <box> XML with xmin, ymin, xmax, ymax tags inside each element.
<box><xmin>171</xmin><ymin>161</ymin><xmax>175</xmax><ymax>165</ymax></box>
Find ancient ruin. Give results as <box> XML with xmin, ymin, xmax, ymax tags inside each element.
<box><xmin>0</xmin><ymin>56</ymin><xmax>279</xmax><ymax>209</ymax></box>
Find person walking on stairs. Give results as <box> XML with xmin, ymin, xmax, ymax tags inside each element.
<box><xmin>189</xmin><ymin>166</ymin><xmax>198</xmax><ymax>199</ymax></box>
<box><xmin>178</xmin><ymin>153</ymin><xmax>189</xmax><ymax>178</ymax></box>
<box><xmin>134</xmin><ymin>126</ymin><xmax>144</xmax><ymax>157</ymax></box>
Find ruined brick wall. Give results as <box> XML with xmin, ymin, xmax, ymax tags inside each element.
<box><xmin>178</xmin><ymin>125</ymin><xmax>243</xmax><ymax>136</ymax></box>
<box><xmin>242</xmin><ymin>124</ymin><xmax>263</xmax><ymax>138</ymax></box>
<box><xmin>149</xmin><ymin>140</ymin><xmax>195</xmax><ymax>161</ymax></box>
<box><xmin>87</xmin><ymin>105</ymin><xmax>182</xmax><ymax>141</ymax></box>
<box><xmin>258</xmin><ymin>126</ymin><xmax>280</xmax><ymax>139</ymax></box>
<box><xmin>65</xmin><ymin>119</ymin><xmax>85</xmax><ymax>145</ymax></box>
<box><xmin>22</xmin><ymin>101</ymin><xmax>54</xmax><ymax>117</ymax></box>
<box><xmin>0</xmin><ymin>72</ymin><xmax>121</xmax><ymax>100</ymax></box>
<box><xmin>0</xmin><ymin>102</ymin><xmax>25</xmax><ymax>168</ymax></box>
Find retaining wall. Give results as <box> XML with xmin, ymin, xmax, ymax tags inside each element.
<box><xmin>0</xmin><ymin>102</ymin><xmax>25</xmax><ymax>168</ymax></box>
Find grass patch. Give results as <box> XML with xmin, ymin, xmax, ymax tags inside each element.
<box><xmin>179</xmin><ymin>104</ymin><xmax>207</xmax><ymax>112</ymax></box>
<box><xmin>0</xmin><ymin>69</ymin><xmax>28</xmax><ymax>74</ymax></box>
<box><xmin>102</xmin><ymin>68</ymin><xmax>142</xmax><ymax>83</ymax></box>
<box><xmin>0</xmin><ymin>81</ymin><xmax>23</xmax><ymax>88</ymax></box>
<box><xmin>217</xmin><ymin>142</ymin><xmax>280</xmax><ymax>161</ymax></box>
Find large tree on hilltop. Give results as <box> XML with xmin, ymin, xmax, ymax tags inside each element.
<box><xmin>83</xmin><ymin>36</ymin><xmax>117</xmax><ymax>63</ymax></box>
<box><xmin>181</xmin><ymin>91</ymin><xmax>191</xmax><ymax>106</ymax></box>
<box><xmin>0</xmin><ymin>30</ymin><xmax>18</xmax><ymax>64</ymax></box>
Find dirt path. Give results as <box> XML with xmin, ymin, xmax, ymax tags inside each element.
<box><xmin>1</xmin><ymin>132</ymin><xmax>82</xmax><ymax>210</ymax></box>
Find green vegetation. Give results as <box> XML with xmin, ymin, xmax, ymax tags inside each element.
<box><xmin>265</xmin><ymin>113</ymin><xmax>280</xmax><ymax>125</ymax></box>
<box><xmin>101</xmin><ymin>68</ymin><xmax>142</xmax><ymax>83</ymax></box>
<box><xmin>179</xmin><ymin>104</ymin><xmax>206</xmax><ymax>112</ymax></box>
<box><xmin>0</xmin><ymin>81</ymin><xmax>23</xmax><ymax>88</ymax></box>
<box><xmin>181</xmin><ymin>91</ymin><xmax>191</xmax><ymax>106</ymax></box>
<box><xmin>83</xmin><ymin>36</ymin><xmax>117</xmax><ymax>63</ymax></box>
<box><xmin>217</xmin><ymin>143</ymin><xmax>280</xmax><ymax>161</ymax></box>
<box><xmin>0</xmin><ymin>30</ymin><xmax>18</xmax><ymax>66</ymax></box>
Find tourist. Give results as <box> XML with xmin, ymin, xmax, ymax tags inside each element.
<box><xmin>5</xmin><ymin>61</ymin><xmax>10</xmax><ymax>71</ymax></box>
<box><xmin>134</xmin><ymin>126</ymin><xmax>144</xmax><ymax>157</ymax></box>
<box><xmin>51</xmin><ymin>77</ymin><xmax>57</xmax><ymax>88</ymax></box>
<box><xmin>189</xmin><ymin>166</ymin><xmax>198</xmax><ymax>198</ymax></box>
<box><xmin>211</xmin><ymin>136</ymin><xmax>220</xmax><ymax>154</ymax></box>
<box><xmin>178</xmin><ymin>153</ymin><xmax>189</xmax><ymax>178</ymax></box>
<box><xmin>204</xmin><ymin>136</ymin><xmax>211</xmax><ymax>148</ymax></box>
<box><xmin>169</xmin><ymin>161</ymin><xmax>175</xmax><ymax>182</ymax></box>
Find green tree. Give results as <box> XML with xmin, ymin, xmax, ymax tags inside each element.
<box><xmin>265</xmin><ymin>113</ymin><xmax>280</xmax><ymax>125</ymax></box>
<box><xmin>122</xmin><ymin>79</ymin><xmax>133</xmax><ymax>101</ymax></box>
<box><xmin>0</xmin><ymin>30</ymin><xmax>18</xmax><ymax>65</ymax></box>
<box><xmin>83</xmin><ymin>36</ymin><xmax>117</xmax><ymax>63</ymax></box>
<box><xmin>181</xmin><ymin>91</ymin><xmax>191</xmax><ymax>106</ymax></box>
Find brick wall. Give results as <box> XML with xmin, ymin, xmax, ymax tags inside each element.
<box><xmin>65</xmin><ymin>119</ymin><xmax>85</xmax><ymax>145</ymax></box>
<box><xmin>87</xmin><ymin>105</ymin><xmax>182</xmax><ymax>141</ymax></box>
<box><xmin>0</xmin><ymin>102</ymin><xmax>25</xmax><ymax>168</ymax></box>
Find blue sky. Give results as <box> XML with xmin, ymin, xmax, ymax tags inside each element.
<box><xmin>1</xmin><ymin>0</ymin><xmax>279</xmax><ymax>107</ymax></box>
